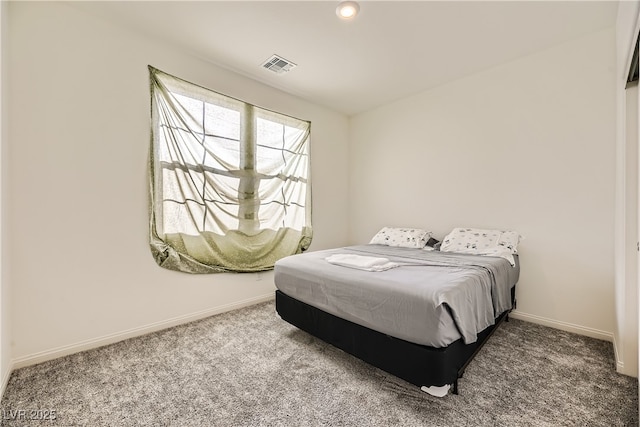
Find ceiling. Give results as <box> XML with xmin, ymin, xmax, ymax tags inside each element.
<box><xmin>69</xmin><ymin>1</ymin><xmax>619</xmax><ymax>116</ymax></box>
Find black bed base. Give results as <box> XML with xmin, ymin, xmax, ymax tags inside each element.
<box><xmin>275</xmin><ymin>289</ymin><xmax>513</xmax><ymax>394</ymax></box>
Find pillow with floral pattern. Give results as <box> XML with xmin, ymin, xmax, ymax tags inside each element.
<box><xmin>369</xmin><ymin>227</ymin><xmax>432</xmax><ymax>249</ymax></box>
<box><xmin>440</xmin><ymin>227</ymin><xmax>522</xmax><ymax>254</ymax></box>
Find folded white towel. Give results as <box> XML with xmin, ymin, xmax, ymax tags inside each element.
<box><xmin>325</xmin><ymin>254</ymin><xmax>399</xmax><ymax>272</ymax></box>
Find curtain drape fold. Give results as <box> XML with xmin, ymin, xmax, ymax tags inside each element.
<box><xmin>148</xmin><ymin>66</ymin><xmax>312</xmax><ymax>273</ymax></box>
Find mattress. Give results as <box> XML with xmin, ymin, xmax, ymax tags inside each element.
<box><xmin>274</xmin><ymin>244</ymin><xmax>520</xmax><ymax>348</ymax></box>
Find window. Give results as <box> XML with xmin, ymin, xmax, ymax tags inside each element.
<box><xmin>149</xmin><ymin>67</ymin><xmax>312</xmax><ymax>273</ymax></box>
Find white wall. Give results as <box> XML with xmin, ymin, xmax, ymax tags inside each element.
<box><xmin>0</xmin><ymin>0</ymin><xmax>11</xmax><ymax>393</ymax></box>
<box><xmin>615</xmin><ymin>0</ymin><xmax>640</xmax><ymax>377</ymax></box>
<box><xmin>7</xmin><ymin>2</ymin><xmax>349</xmax><ymax>366</ymax></box>
<box><xmin>622</xmin><ymin>83</ymin><xmax>638</xmax><ymax>377</ymax></box>
<box><xmin>349</xmin><ymin>28</ymin><xmax>617</xmax><ymax>341</ymax></box>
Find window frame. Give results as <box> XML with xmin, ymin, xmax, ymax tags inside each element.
<box><xmin>149</xmin><ymin>66</ymin><xmax>312</xmax><ymax>273</ymax></box>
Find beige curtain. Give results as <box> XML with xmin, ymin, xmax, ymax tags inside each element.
<box><xmin>148</xmin><ymin>66</ymin><xmax>312</xmax><ymax>273</ymax></box>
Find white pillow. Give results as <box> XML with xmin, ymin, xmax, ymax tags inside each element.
<box><xmin>440</xmin><ymin>227</ymin><xmax>522</xmax><ymax>254</ymax></box>
<box><xmin>496</xmin><ymin>230</ymin><xmax>521</xmax><ymax>253</ymax></box>
<box><xmin>369</xmin><ymin>227</ymin><xmax>432</xmax><ymax>249</ymax></box>
<box><xmin>460</xmin><ymin>246</ymin><xmax>516</xmax><ymax>266</ymax></box>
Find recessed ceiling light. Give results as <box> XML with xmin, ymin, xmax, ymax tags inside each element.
<box><xmin>336</xmin><ymin>1</ymin><xmax>360</xmax><ymax>20</ymax></box>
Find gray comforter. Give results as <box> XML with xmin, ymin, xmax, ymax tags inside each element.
<box><xmin>274</xmin><ymin>245</ymin><xmax>520</xmax><ymax>348</ymax></box>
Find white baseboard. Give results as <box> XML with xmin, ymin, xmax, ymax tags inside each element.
<box><xmin>0</xmin><ymin>361</ymin><xmax>12</xmax><ymax>399</ymax></box>
<box><xmin>509</xmin><ymin>310</ymin><xmax>614</xmax><ymax>342</ymax></box>
<box><xmin>611</xmin><ymin>329</ymin><xmax>638</xmax><ymax>378</ymax></box>
<box><xmin>12</xmin><ymin>293</ymin><xmax>275</xmax><ymax>370</ymax></box>
<box><xmin>612</xmin><ymin>335</ymin><xmax>625</xmax><ymax>373</ymax></box>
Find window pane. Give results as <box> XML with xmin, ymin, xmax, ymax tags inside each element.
<box><xmin>203</xmin><ymin>135</ymin><xmax>240</xmax><ymax>170</ymax></box>
<box><xmin>171</xmin><ymin>130</ymin><xmax>205</xmax><ymax>165</ymax></box>
<box><xmin>205</xmin><ymin>103</ymin><xmax>240</xmax><ymax>141</ymax></box>
<box><xmin>173</xmin><ymin>93</ymin><xmax>204</xmax><ymax>134</ymax></box>
<box><xmin>257</xmin><ymin>176</ymin><xmax>307</xmax><ymax>231</ymax></box>
<box><xmin>162</xmin><ymin>201</ymin><xmax>199</xmax><ymax>235</ymax></box>
<box><xmin>203</xmin><ymin>173</ymin><xmax>241</xmax><ymax>232</ymax></box>
<box><xmin>204</xmin><ymin>171</ymin><xmax>238</xmax><ymax>198</ymax></box>
<box><xmin>162</xmin><ymin>167</ymin><xmax>202</xmax><ymax>205</ymax></box>
<box><xmin>202</xmin><ymin>199</ymin><xmax>239</xmax><ymax>234</ymax></box>
<box><xmin>257</xmin><ymin>118</ymin><xmax>284</xmax><ymax>148</ymax></box>
<box><xmin>162</xmin><ymin>168</ymin><xmax>241</xmax><ymax>235</ymax></box>
<box><xmin>256</xmin><ymin>117</ymin><xmax>309</xmax><ymax>175</ymax></box>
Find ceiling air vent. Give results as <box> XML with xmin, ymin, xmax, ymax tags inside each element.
<box><xmin>261</xmin><ymin>54</ymin><xmax>297</xmax><ymax>74</ymax></box>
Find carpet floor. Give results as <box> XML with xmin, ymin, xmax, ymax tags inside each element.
<box><xmin>1</xmin><ymin>300</ymin><xmax>637</xmax><ymax>426</ymax></box>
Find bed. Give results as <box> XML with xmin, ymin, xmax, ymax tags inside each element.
<box><xmin>274</xmin><ymin>229</ymin><xmax>520</xmax><ymax>395</ymax></box>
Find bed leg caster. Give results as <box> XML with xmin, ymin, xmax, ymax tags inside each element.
<box><xmin>420</xmin><ymin>384</ymin><xmax>452</xmax><ymax>397</ymax></box>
